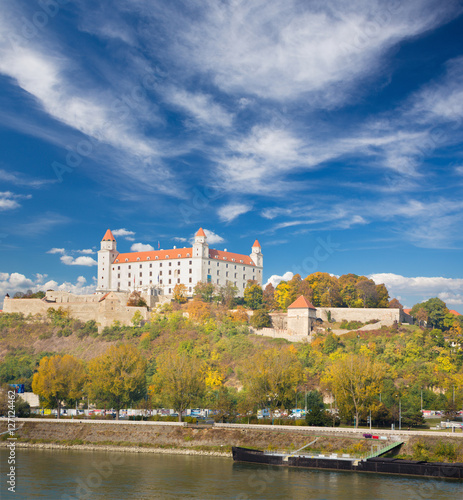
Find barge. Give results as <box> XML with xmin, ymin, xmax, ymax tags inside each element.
<box><xmin>232</xmin><ymin>446</ymin><xmax>463</xmax><ymax>480</ymax></box>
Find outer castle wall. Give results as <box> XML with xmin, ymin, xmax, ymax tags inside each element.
<box><xmin>317</xmin><ymin>307</ymin><xmax>413</xmax><ymax>325</ymax></box>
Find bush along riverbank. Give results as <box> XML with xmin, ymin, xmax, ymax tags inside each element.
<box><xmin>1</xmin><ymin>421</ymin><xmax>462</xmax><ymax>462</ymax></box>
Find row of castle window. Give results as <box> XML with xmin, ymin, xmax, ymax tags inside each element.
<box><xmin>114</xmin><ymin>262</ymin><xmax>258</xmax><ymax>271</ymax></box>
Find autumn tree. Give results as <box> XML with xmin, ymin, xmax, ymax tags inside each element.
<box><xmin>263</xmin><ymin>283</ymin><xmax>278</xmax><ymax>310</ymax></box>
<box><xmin>275</xmin><ymin>281</ymin><xmax>291</xmax><ymax>310</ymax></box>
<box><xmin>244</xmin><ymin>282</ymin><xmax>263</xmax><ymax>310</ymax></box>
<box><xmin>217</xmin><ymin>281</ymin><xmax>239</xmax><ymax>308</ymax></box>
<box><xmin>127</xmin><ymin>291</ymin><xmax>147</xmax><ymax>307</ymax></box>
<box><xmin>87</xmin><ymin>344</ymin><xmax>146</xmax><ymax>419</ymax></box>
<box><xmin>32</xmin><ymin>354</ymin><xmax>86</xmax><ymax>419</ymax></box>
<box><xmin>323</xmin><ymin>353</ymin><xmax>385</xmax><ymax>427</ymax></box>
<box><xmin>172</xmin><ymin>283</ymin><xmax>188</xmax><ymax>304</ymax></box>
<box><xmin>241</xmin><ymin>347</ymin><xmax>304</xmax><ymax>417</ymax></box>
<box><xmin>355</xmin><ymin>279</ymin><xmax>378</xmax><ymax>308</ymax></box>
<box><xmin>150</xmin><ymin>350</ymin><xmax>205</xmax><ymax>422</ymax></box>
<box><xmin>411</xmin><ymin>298</ymin><xmax>449</xmax><ymax>330</ymax></box>
<box><xmin>389</xmin><ymin>298</ymin><xmax>403</xmax><ymax>309</ymax></box>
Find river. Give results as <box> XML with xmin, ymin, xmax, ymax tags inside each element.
<box><xmin>0</xmin><ymin>448</ymin><xmax>461</xmax><ymax>499</ymax></box>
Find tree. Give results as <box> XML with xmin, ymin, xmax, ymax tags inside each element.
<box><xmin>244</xmin><ymin>283</ymin><xmax>263</xmax><ymax>310</ymax></box>
<box><xmin>0</xmin><ymin>385</ymin><xmax>31</xmax><ymax>417</ymax></box>
<box><xmin>305</xmin><ymin>390</ymin><xmax>329</xmax><ymax>426</ymax></box>
<box><xmin>323</xmin><ymin>354</ymin><xmax>385</xmax><ymax>427</ymax></box>
<box><xmin>275</xmin><ymin>281</ymin><xmax>291</xmax><ymax>310</ymax></box>
<box><xmin>131</xmin><ymin>310</ymin><xmax>143</xmax><ymax>327</ymax></box>
<box><xmin>411</xmin><ymin>298</ymin><xmax>449</xmax><ymax>330</ymax></box>
<box><xmin>87</xmin><ymin>344</ymin><xmax>146</xmax><ymax>419</ymax></box>
<box><xmin>355</xmin><ymin>279</ymin><xmax>378</xmax><ymax>308</ymax></box>
<box><xmin>389</xmin><ymin>298</ymin><xmax>403</xmax><ymax>309</ymax></box>
<box><xmin>150</xmin><ymin>350</ymin><xmax>205</xmax><ymax>422</ymax></box>
<box><xmin>241</xmin><ymin>347</ymin><xmax>303</xmax><ymax>417</ymax></box>
<box><xmin>127</xmin><ymin>291</ymin><xmax>147</xmax><ymax>307</ymax></box>
<box><xmin>32</xmin><ymin>354</ymin><xmax>86</xmax><ymax>419</ymax></box>
<box><xmin>217</xmin><ymin>281</ymin><xmax>239</xmax><ymax>308</ymax></box>
<box><xmin>250</xmin><ymin>309</ymin><xmax>272</xmax><ymax>329</ymax></box>
<box><xmin>173</xmin><ymin>283</ymin><xmax>188</xmax><ymax>304</ymax></box>
<box><xmin>263</xmin><ymin>283</ymin><xmax>278</xmax><ymax>311</ymax></box>
<box><xmin>193</xmin><ymin>281</ymin><xmax>216</xmax><ymax>302</ymax></box>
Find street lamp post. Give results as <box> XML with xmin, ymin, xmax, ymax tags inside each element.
<box><xmin>399</xmin><ymin>399</ymin><xmax>402</xmax><ymax>431</ymax></box>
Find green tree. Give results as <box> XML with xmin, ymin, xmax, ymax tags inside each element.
<box><xmin>305</xmin><ymin>390</ymin><xmax>329</xmax><ymax>426</ymax></box>
<box><xmin>193</xmin><ymin>281</ymin><xmax>216</xmax><ymax>302</ymax></box>
<box><xmin>263</xmin><ymin>283</ymin><xmax>278</xmax><ymax>310</ymax></box>
<box><xmin>32</xmin><ymin>354</ymin><xmax>86</xmax><ymax>419</ymax></box>
<box><xmin>150</xmin><ymin>350</ymin><xmax>205</xmax><ymax>422</ymax></box>
<box><xmin>411</xmin><ymin>298</ymin><xmax>449</xmax><ymax>330</ymax></box>
<box><xmin>87</xmin><ymin>344</ymin><xmax>146</xmax><ymax>419</ymax></box>
<box><xmin>244</xmin><ymin>283</ymin><xmax>263</xmax><ymax>310</ymax></box>
<box><xmin>217</xmin><ymin>281</ymin><xmax>239</xmax><ymax>308</ymax></box>
<box><xmin>250</xmin><ymin>309</ymin><xmax>272</xmax><ymax>329</ymax></box>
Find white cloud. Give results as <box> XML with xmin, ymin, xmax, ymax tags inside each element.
<box><xmin>369</xmin><ymin>273</ymin><xmax>463</xmax><ymax>302</ymax></box>
<box><xmin>76</xmin><ymin>249</ymin><xmax>94</xmax><ymax>254</ymax></box>
<box><xmin>47</xmin><ymin>248</ymin><xmax>66</xmax><ymax>255</ymax></box>
<box><xmin>261</xmin><ymin>207</ymin><xmax>293</xmax><ymax>220</ymax></box>
<box><xmin>0</xmin><ymin>191</ymin><xmax>30</xmax><ymax>211</ymax></box>
<box><xmin>217</xmin><ymin>203</ymin><xmax>252</xmax><ymax>222</ymax></box>
<box><xmin>165</xmin><ymin>88</ymin><xmax>233</xmax><ymax>128</ymax></box>
<box><xmin>60</xmin><ymin>255</ymin><xmax>98</xmax><ymax>266</ymax></box>
<box><xmin>0</xmin><ymin>273</ymin><xmax>97</xmax><ymax>307</ymax></box>
<box><xmin>167</xmin><ymin>0</ymin><xmax>461</xmax><ymax>103</ymax></box>
<box><xmin>0</xmin><ymin>168</ymin><xmax>55</xmax><ymax>188</ymax></box>
<box><xmin>130</xmin><ymin>242</ymin><xmax>155</xmax><ymax>252</ymax></box>
<box><xmin>173</xmin><ymin>237</ymin><xmax>187</xmax><ymax>242</ymax></box>
<box><xmin>203</xmin><ymin>229</ymin><xmax>224</xmax><ymax>245</ymax></box>
<box><xmin>112</xmin><ymin>228</ymin><xmax>136</xmax><ymax>241</ymax></box>
<box><xmin>265</xmin><ymin>271</ymin><xmax>294</xmax><ymax>288</ymax></box>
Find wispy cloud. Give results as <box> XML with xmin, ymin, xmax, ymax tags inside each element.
<box><xmin>47</xmin><ymin>248</ymin><xmax>65</xmax><ymax>255</ymax></box>
<box><xmin>60</xmin><ymin>255</ymin><xmax>97</xmax><ymax>266</ymax></box>
<box><xmin>112</xmin><ymin>228</ymin><xmax>136</xmax><ymax>241</ymax></box>
<box><xmin>217</xmin><ymin>202</ymin><xmax>252</xmax><ymax>222</ymax></box>
<box><xmin>0</xmin><ymin>168</ymin><xmax>55</xmax><ymax>188</ymax></box>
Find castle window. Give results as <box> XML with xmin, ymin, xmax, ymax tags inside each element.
<box><xmin>128</xmin><ymin>265</ymin><xmax>131</xmax><ymax>269</ymax></box>
<box><xmin>159</xmin><ymin>262</ymin><xmax>162</xmax><ymax>266</ymax></box>
<box><xmin>150</xmin><ymin>263</ymin><xmax>152</xmax><ymax>268</ymax></box>
<box><xmin>128</xmin><ymin>273</ymin><xmax>131</xmax><ymax>278</ymax></box>
<box><xmin>166</xmin><ymin>255</ymin><xmax>169</xmax><ymax>259</ymax></box>
<box><xmin>155</xmin><ymin>256</ymin><xmax>159</xmax><ymax>260</ymax></box>
<box><xmin>187</xmin><ymin>254</ymin><xmax>190</xmax><ymax>258</ymax></box>
<box><xmin>169</xmin><ymin>262</ymin><xmax>172</xmax><ymax>266</ymax></box>
<box><xmin>178</xmin><ymin>255</ymin><xmax>181</xmax><ymax>258</ymax></box>
<box><xmin>139</xmin><ymin>264</ymin><xmax>142</xmax><ymax>268</ymax></box>
<box><xmin>168</xmin><ymin>279</ymin><xmax>171</xmax><ymax>284</ymax></box>
<box><xmin>140</xmin><ymin>280</ymin><xmax>142</xmax><ymax>285</ymax></box>
<box><xmin>223</xmin><ymin>257</ymin><xmax>226</xmax><ymax>260</ymax></box>
<box><xmin>177</xmin><ymin>278</ymin><xmax>180</xmax><ymax>283</ymax></box>
<box><xmin>226</xmin><ymin>264</ymin><xmax>228</xmax><ymax>268</ymax></box>
<box><xmin>147</xmin><ymin>257</ymin><xmax>150</xmax><ymax>260</ymax></box>
<box><xmin>112</xmin><ymin>267</ymin><xmax>114</xmax><ymax>271</ymax></box>
<box><xmin>160</xmin><ymin>279</ymin><xmax>163</xmax><ymax>284</ymax></box>
<box><xmin>128</xmin><ymin>282</ymin><xmax>130</xmax><ymax>287</ymax></box>
<box><xmin>240</xmin><ymin>260</ymin><xmax>243</xmax><ymax>263</ymax></box>
<box><xmin>217</xmin><ymin>270</ymin><xmax>220</xmax><ymax>275</ymax></box>
<box><xmin>189</xmin><ymin>287</ymin><xmax>192</xmax><ymax>292</ymax></box>
<box><xmin>189</xmin><ymin>260</ymin><xmax>192</xmax><ymax>264</ymax></box>
<box><xmin>217</xmin><ymin>262</ymin><xmax>219</xmax><ymax>266</ymax></box>
<box><xmin>139</xmin><ymin>272</ymin><xmax>142</xmax><ymax>277</ymax></box>
<box><xmin>168</xmin><ymin>288</ymin><xmax>171</xmax><ymax>294</ymax></box>
<box><xmin>118</xmin><ymin>282</ymin><xmax>120</xmax><ymax>289</ymax></box>
<box><xmin>125</xmin><ymin>258</ymin><xmax>128</xmax><ymax>262</ymax></box>
<box><xmin>169</xmin><ymin>270</ymin><xmax>171</xmax><ymax>275</ymax></box>
<box><xmin>189</xmin><ymin>269</ymin><xmax>192</xmax><ymax>274</ymax></box>
<box><xmin>137</xmin><ymin>257</ymin><xmax>140</xmax><ymax>261</ymax></box>
<box><xmin>234</xmin><ymin>273</ymin><xmax>237</xmax><ymax>278</ymax></box>
<box><xmin>150</xmin><ymin>272</ymin><xmax>152</xmax><ymax>277</ymax></box>
<box><xmin>118</xmin><ymin>274</ymin><xmax>120</xmax><ymax>279</ymax></box>
<box><xmin>150</xmin><ymin>280</ymin><xmax>152</xmax><ymax>284</ymax></box>
<box><xmin>118</xmin><ymin>266</ymin><xmax>120</xmax><ymax>270</ymax></box>
<box><xmin>177</xmin><ymin>260</ymin><xmax>181</xmax><ymax>265</ymax></box>
<box><xmin>226</xmin><ymin>272</ymin><xmax>229</xmax><ymax>277</ymax></box>
<box><xmin>189</xmin><ymin>278</ymin><xmax>192</xmax><ymax>283</ymax></box>
<box><xmin>160</xmin><ymin>271</ymin><xmax>163</xmax><ymax>276</ymax></box>
<box><xmin>232</xmin><ymin>258</ymin><xmax>235</xmax><ymax>262</ymax></box>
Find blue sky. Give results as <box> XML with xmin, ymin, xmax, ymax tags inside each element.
<box><xmin>1</xmin><ymin>0</ymin><xmax>463</xmax><ymax>312</ymax></box>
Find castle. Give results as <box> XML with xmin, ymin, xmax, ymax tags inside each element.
<box><xmin>98</xmin><ymin>228</ymin><xmax>263</xmax><ymax>297</ymax></box>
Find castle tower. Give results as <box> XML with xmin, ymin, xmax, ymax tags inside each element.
<box><xmin>250</xmin><ymin>239</ymin><xmax>263</xmax><ymax>267</ymax></box>
<box><xmin>97</xmin><ymin>229</ymin><xmax>118</xmax><ymax>291</ymax></box>
<box><xmin>192</xmin><ymin>227</ymin><xmax>209</xmax><ymax>258</ymax></box>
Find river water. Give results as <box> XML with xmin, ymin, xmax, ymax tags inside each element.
<box><xmin>0</xmin><ymin>448</ymin><xmax>461</xmax><ymax>499</ymax></box>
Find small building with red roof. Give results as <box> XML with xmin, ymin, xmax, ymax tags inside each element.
<box><xmin>97</xmin><ymin>227</ymin><xmax>263</xmax><ymax>298</ymax></box>
<box><xmin>287</xmin><ymin>295</ymin><xmax>317</xmax><ymax>336</ymax></box>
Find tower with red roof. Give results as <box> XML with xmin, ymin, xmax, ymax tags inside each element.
<box><xmin>98</xmin><ymin>229</ymin><xmax>119</xmax><ymax>291</ymax></box>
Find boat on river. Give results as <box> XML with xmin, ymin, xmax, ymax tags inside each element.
<box><xmin>232</xmin><ymin>446</ymin><xmax>463</xmax><ymax>480</ymax></box>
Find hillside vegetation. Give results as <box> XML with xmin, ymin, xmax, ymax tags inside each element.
<box><xmin>1</xmin><ymin>297</ymin><xmax>462</xmax><ymax>428</ymax></box>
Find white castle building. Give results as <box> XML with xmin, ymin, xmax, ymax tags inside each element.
<box><xmin>97</xmin><ymin>228</ymin><xmax>263</xmax><ymax>297</ymax></box>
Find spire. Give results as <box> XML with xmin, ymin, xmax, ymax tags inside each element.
<box><xmin>195</xmin><ymin>227</ymin><xmax>206</xmax><ymax>237</ymax></box>
<box><xmin>102</xmin><ymin>229</ymin><xmax>116</xmax><ymax>241</ymax></box>
<box><xmin>253</xmin><ymin>239</ymin><xmax>261</xmax><ymax>248</ymax></box>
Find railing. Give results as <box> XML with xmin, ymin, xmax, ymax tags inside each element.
<box><xmin>362</xmin><ymin>441</ymin><xmax>404</xmax><ymax>460</ymax></box>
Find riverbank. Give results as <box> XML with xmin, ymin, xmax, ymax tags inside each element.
<box><xmin>1</xmin><ymin>420</ymin><xmax>462</xmax><ymax>462</ymax></box>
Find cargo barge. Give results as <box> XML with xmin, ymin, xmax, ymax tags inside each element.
<box><xmin>232</xmin><ymin>446</ymin><xmax>463</xmax><ymax>480</ymax></box>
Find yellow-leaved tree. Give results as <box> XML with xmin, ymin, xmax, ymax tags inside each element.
<box><xmin>323</xmin><ymin>353</ymin><xmax>385</xmax><ymax>427</ymax></box>
<box><xmin>241</xmin><ymin>346</ymin><xmax>303</xmax><ymax>417</ymax></box>
<box><xmin>150</xmin><ymin>349</ymin><xmax>205</xmax><ymax>422</ymax></box>
<box><xmin>87</xmin><ymin>344</ymin><xmax>146</xmax><ymax>419</ymax></box>
<box><xmin>32</xmin><ymin>354</ymin><xmax>86</xmax><ymax>418</ymax></box>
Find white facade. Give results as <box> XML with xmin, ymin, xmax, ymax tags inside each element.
<box><xmin>97</xmin><ymin>228</ymin><xmax>263</xmax><ymax>297</ymax></box>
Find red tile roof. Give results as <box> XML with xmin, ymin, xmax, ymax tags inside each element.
<box><xmin>196</xmin><ymin>227</ymin><xmax>206</xmax><ymax>237</ymax></box>
<box><xmin>114</xmin><ymin>247</ymin><xmax>256</xmax><ymax>266</ymax></box>
<box><xmin>449</xmin><ymin>310</ymin><xmax>462</xmax><ymax>316</ymax></box>
<box><xmin>403</xmin><ymin>308</ymin><xmax>412</xmax><ymax>315</ymax></box>
<box><xmin>102</xmin><ymin>229</ymin><xmax>116</xmax><ymax>241</ymax></box>
<box><xmin>288</xmin><ymin>295</ymin><xmax>316</xmax><ymax>310</ymax></box>
<box><xmin>253</xmin><ymin>239</ymin><xmax>261</xmax><ymax>248</ymax></box>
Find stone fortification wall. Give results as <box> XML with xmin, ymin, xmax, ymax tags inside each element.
<box><xmin>3</xmin><ymin>292</ymin><xmax>149</xmax><ymax>331</ymax></box>
<box><xmin>317</xmin><ymin>307</ymin><xmax>412</xmax><ymax>325</ymax></box>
